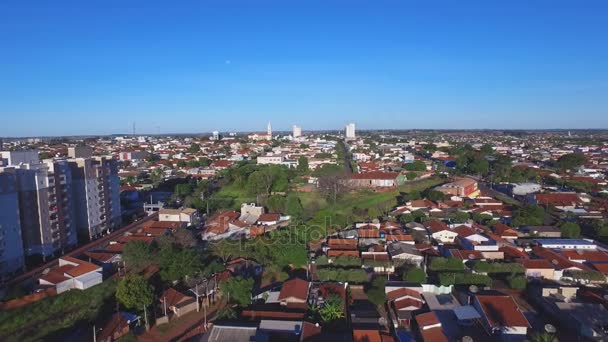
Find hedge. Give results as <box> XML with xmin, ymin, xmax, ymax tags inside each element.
<box><xmin>317</xmin><ymin>268</ymin><xmax>369</xmax><ymax>283</ymax></box>
<box><xmin>472</xmin><ymin>262</ymin><xmax>524</xmax><ymax>274</ymax></box>
<box><xmin>438</xmin><ymin>272</ymin><xmax>492</xmax><ymax>286</ymax></box>
<box><xmin>429</xmin><ymin>257</ymin><xmax>465</xmax><ymax>272</ymax></box>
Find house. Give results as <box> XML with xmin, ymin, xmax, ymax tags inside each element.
<box><xmin>388</xmin><ymin>243</ymin><xmax>424</xmax><ymax>266</ymax></box>
<box><xmin>434</xmin><ymin>177</ymin><xmax>480</xmax><ymax>198</ymax></box>
<box><xmin>159</xmin><ymin>288</ymin><xmax>198</xmax><ymax>317</ymax></box>
<box><xmin>158</xmin><ymin>208</ymin><xmax>197</xmax><ymax>224</ymax></box>
<box><xmin>474</xmin><ymin>294</ymin><xmax>530</xmax><ymax>336</ymax></box>
<box><xmin>535</xmin><ymin>238</ymin><xmax>597</xmax><ymax>250</ymax></box>
<box><xmin>517</xmin><ymin>259</ymin><xmax>556</xmax><ymax>279</ymax></box>
<box><xmin>348</xmin><ymin>171</ymin><xmax>405</xmax><ymax>188</ymax></box>
<box><xmin>97</xmin><ymin>312</ymin><xmax>140</xmax><ymax>342</ymax></box>
<box><xmin>278</xmin><ymin>278</ymin><xmax>310</xmax><ymax>306</ymax></box>
<box><xmin>39</xmin><ymin>256</ymin><xmax>103</xmax><ymax>294</ymax></box>
<box><xmin>415</xmin><ymin>311</ymin><xmax>447</xmax><ymax>342</ymax></box>
<box><xmin>518</xmin><ymin>226</ymin><xmax>562</xmax><ymax>238</ymax></box>
<box><xmin>492</xmin><ymin>223</ymin><xmax>519</xmax><ymax>240</ymax></box>
<box><xmin>386</xmin><ymin>287</ymin><xmax>425</xmax><ymax>327</ymax></box>
<box><xmin>534</xmin><ymin>193</ymin><xmax>583</xmax><ymax>211</ymax></box>
<box><xmin>424</xmin><ymin>221</ymin><xmax>458</xmax><ymax>244</ymax></box>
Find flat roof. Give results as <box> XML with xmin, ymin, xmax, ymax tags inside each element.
<box><xmin>536</xmin><ymin>239</ymin><xmax>595</xmax><ymax>245</ymax></box>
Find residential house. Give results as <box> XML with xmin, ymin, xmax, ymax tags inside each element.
<box><xmin>159</xmin><ymin>288</ymin><xmax>198</xmax><ymax>318</ymax></box>
<box><xmin>414</xmin><ymin>311</ymin><xmax>448</xmax><ymax>342</ymax></box>
<box><xmin>474</xmin><ymin>294</ymin><xmax>530</xmax><ymax>336</ymax></box>
<box><xmin>39</xmin><ymin>256</ymin><xmax>103</xmax><ymax>294</ymax></box>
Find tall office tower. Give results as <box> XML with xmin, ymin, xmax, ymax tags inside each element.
<box><xmin>69</xmin><ymin>157</ymin><xmax>121</xmax><ymax>242</ymax></box>
<box><xmin>293</xmin><ymin>125</ymin><xmax>302</xmax><ymax>138</ymax></box>
<box><xmin>267</xmin><ymin>122</ymin><xmax>272</xmax><ymax>137</ymax></box>
<box><xmin>211</xmin><ymin>131</ymin><xmax>220</xmax><ymax>141</ymax></box>
<box><xmin>345</xmin><ymin>123</ymin><xmax>356</xmax><ymax>139</ymax></box>
<box><xmin>0</xmin><ymin>168</ymin><xmax>25</xmax><ymax>275</ymax></box>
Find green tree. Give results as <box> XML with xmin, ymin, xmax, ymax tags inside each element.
<box><xmin>406</xmin><ymin>172</ymin><xmax>417</xmax><ymax>181</ymax></box>
<box><xmin>159</xmin><ymin>247</ymin><xmax>202</xmax><ymax>282</ymax></box>
<box><xmin>220</xmin><ymin>277</ymin><xmax>254</xmax><ymax>306</ymax></box>
<box><xmin>425</xmin><ymin>190</ymin><xmax>445</xmax><ymax>202</ymax></box>
<box><xmin>318</xmin><ymin>295</ymin><xmax>344</xmax><ymax>322</ymax></box>
<box><xmin>174</xmin><ymin>183</ymin><xmax>193</xmax><ymax>197</ymax></box>
<box><xmin>559</xmin><ymin>222</ymin><xmax>581</xmax><ymax>238</ymax></box>
<box><xmin>187</xmin><ymin>143</ymin><xmax>201</xmax><ymax>153</ymax></box>
<box><xmin>511</xmin><ymin>204</ymin><xmax>545</xmax><ymax>227</ymax></box>
<box><xmin>555</xmin><ymin>153</ymin><xmax>586</xmax><ymax>172</ymax></box>
<box><xmin>297</xmin><ymin>156</ymin><xmax>309</xmax><ymax>174</ymax></box>
<box><xmin>403</xmin><ymin>267</ymin><xmax>427</xmax><ymax>283</ymax></box>
<box><xmin>116</xmin><ymin>275</ymin><xmax>154</xmax><ymax>310</ymax></box>
<box><xmin>123</xmin><ymin>241</ymin><xmax>155</xmax><ymax>272</ymax></box>
<box><xmin>285</xmin><ymin>194</ymin><xmax>304</xmax><ymax>220</ymax></box>
<box><xmin>404</xmin><ymin>160</ymin><xmax>427</xmax><ymax>171</ymax></box>
<box><xmin>366</xmin><ymin>277</ymin><xmax>387</xmax><ymax>306</ymax></box>
<box><xmin>266</xmin><ymin>195</ymin><xmax>286</xmax><ymax>213</ymax></box>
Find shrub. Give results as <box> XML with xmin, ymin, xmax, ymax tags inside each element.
<box><xmin>403</xmin><ymin>267</ymin><xmax>427</xmax><ymax>283</ymax></box>
<box><xmin>472</xmin><ymin>262</ymin><xmax>524</xmax><ymax>274</ymax></box>
<box><xmin>507</xmin><ymin>274</ymin><xmax>527</xmax><ymax>289</ymax></box>
<box><xmin>429</xmin><ymin>257</ymin><xmax>465</xmax><ymax>272</ymax></box>
<box><xmin>438</xmin><ymin>272</ymin><xmax>492</xmax><ymax>286</ymax></box>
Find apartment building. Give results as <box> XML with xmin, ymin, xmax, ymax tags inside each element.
<box><xmin>69</xmin><ymin>157</ymin><xmax>121</xmax><ymax>241</ymax></box>
<box><xmin>0</xmin><ymin>168</ymin><xmax>25</xmax><ymax>275</ymax></box>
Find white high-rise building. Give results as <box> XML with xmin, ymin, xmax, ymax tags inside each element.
<box><xmin>292</xmin><ymin>125</ymin><xmax>302</xmax><ymax>138</ymax></box>
<box><xmin>345</xmin><ymin>123</ymin><xmax>356</xmax><ymax>139</ymax></box>
<box><xmin>211</xmin><ymin>131</ymin><xmax>220</xmax><ymax>140</ymax></box>
<box><xmin>267</xmin><ymin>122</ymin><xmax>272</xmax><ymax>137</ymax></box>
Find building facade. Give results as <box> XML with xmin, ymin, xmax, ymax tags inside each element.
<box><xmin>69</xmin><ymin>157</ymin><xmax>121</xmax><ymax>241</ymax></box>
<box><xmin>0</xmin><ymin>168</ymin><xmax>25</xmax><ymax>275</ymax></box>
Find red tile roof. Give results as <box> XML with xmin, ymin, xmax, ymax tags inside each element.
<box><xmin>415</xmin><ymin>311</ymin><xmax>441</xmax><ymax>327</ymax></box>
<box><xmin>278</xmin><ymin>278</ymin><xmax>309</xmax><ymax>301</ymax></box>
<box><xmin>475</xmin><ymin>295</ymin><xmax>531</xmax><ymax>328</ymax></box>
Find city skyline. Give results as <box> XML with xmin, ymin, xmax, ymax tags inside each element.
<box><xmin>1</xmin><ymin>0</ymin><xmax>607</xmax><ymax>136</ymax></box>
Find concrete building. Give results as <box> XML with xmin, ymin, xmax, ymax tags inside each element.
<box><xmin>292</xmin><ymin>125</ymin><xmax>302</xmax><ymax>138</ymax></box>
<box><xmin>119</xmin><ymin>150</ymin><xmax>149</xmax><ymax>161</ymax></box>
<box><xmin>0</xmin><ymin>150</ymin><xmax>39</xmax><ymax>166</ymax></box>
<box><xmin>345</xmin><ymin>123</ymin><xmax>356</xmax><ymax>139</ymax></box>
<box><xmin>67</xmin><ymin>146</ymin><xmax>93</xmax><ymax>158</ymax></box>
<box><xmin>267</xmin><ymin>121</ymin><xmax>272</xmax><ymax>137</ymax></box>
<box><xmin>13</xmin><ymin>160</ymin><xmax>76</xmax><ymax>257</ymax></box>
<box><xmin>434</xmin><ymin>178</ymin><xmax>480</xmax><ymax>198</ymax></box>
<box><xmin>0</xmin><ymin>168</ymin><xmax>25</xmax><ymax>275</ymax></box>
<box><xmin>69</xmin><ymin>157</ymin><xmax>121</xmax><ymax>241</ymax></box>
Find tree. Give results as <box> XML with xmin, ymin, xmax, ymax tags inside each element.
<box><xmin>123</xmin><ymin>241</ymin><xmax>155</xmax><ymax>272</ymax></box>
<box><xmin>285</xmin><ymin>194</ymin><xmax>304</xmax><ymax>220</ymax></box>
<box><xmin>469</xmin><ymin>159</ymin><xmax>490</xmax><ymax>176</ymax></box>
<box><xmin>404</xmin><ymin>160</ymin><xmax>427</xmax><ymax>172</ymax></box>
<box><xmin>403</xmin><ymin>267</ymin><xmax>427</xmax><ymax>283</ymax></box>
<box><xmin>512</xmin><ymin>204</ymin><xmax>545</xmax><ymax>227</ymax></box>
<box><xmin>297</xmin><ymin>156</ymin><xmax>309</xmax><ymax>174</ymax></box>
<box><xmin>266</xmin><ymin>195</ymin><xmax>286</xmax><ymax>213</ymax></box>
<box><xmin>116</xmin><ymin>275</ymin><xmax>154</xmax><ymax>310</ymax></box>
<box><xmin>406</xmin><ymin>172</ymin><xmax>417</xmax><ymax>181</ymax></box>
<box><xmin>317</xmin><ymin>169</ymin><xmax>349</xmax><ymax>204</ymax></box>
<box><xmin>507</xmin><ymin>274</ymin><xmax>527</xmax><ymax>289</ymax></box>
<box><xmin>174</xmin><ymin>183</ymin><xmax>193</xmax><ymax>197</ymax></box>
<box><xmin>530</xmin><ymin>332</ymin><xmax>558</xmax><ymax>342</ymax></box>
<box><xmin>555</xmin><ymin>153</ymin><xmax>586</xmax><ymax>172</ymax></box>
<box><xmin>559</xmin><ymin>222</ymin><xmax>581</xmax><ymax>238</ymax></box>
<box><xmin>425</xmin><ymin>190</ymin><xmax>445</xmax><ymax>202</ymax></box>
<box><xmin>187</xmin><ymin>143</ymin><xmax>201</xmax><ymax>153</ymax></box>
<box><xmin>219</xmin><ymin>277</ymin><xmax>254</xmax><ymax>306</ymax></box>
<box><xmin>211</xmin><ymin>240</ymin><xmax>241</xmax><ymax>263</ymax></box>
<box><xmin>159</xmin><ymin>247</ymin><xmax>202</xmax><ymax>282</ymax></box>
<box><xmin>366</xmin><ymin>277</ymin><xmax>387</xmax><ymax>306</ymax></box>
<box><xmin>150</xmin><ymin>168</ymin><xmax>164</xmax><ymax>187</ymax></box>
<box><xmin>318</xmin><ymin>295</ymin><xmax>344</xmax><ymax>322</ymax></box>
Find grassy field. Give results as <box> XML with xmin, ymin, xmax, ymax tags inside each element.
<box><xmin>296</xmin><ymin>177</ymin><xmax>444</xmax><ymax>239</ymax></box>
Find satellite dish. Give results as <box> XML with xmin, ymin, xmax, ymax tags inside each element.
<box><xmin>469</xmin><ymin>285</ymin><xmax>479</xmax><ymax>294</ymax></box>
<box><xmin>544</xmin><ymin>324</ymin><xmax>557</xmax><ymax>334</ymax></box>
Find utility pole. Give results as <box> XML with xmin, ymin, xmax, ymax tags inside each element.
<box><xmin>163</xmin><ymin>297</ymin><xmax>167</xmax><ymax>316</ymax></box>
<box><xmin>93</xmin><ymin>325</ymin><xmax>96</xmax><ymax>342</ymax></box>
<box><xmin>143</xmin><ymin>305</ymin><xmax>149</xmax><ymax>331</ymax></box>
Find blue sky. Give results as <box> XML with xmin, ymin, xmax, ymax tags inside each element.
<box><xmin>1</xmin><ymin>0</ymin><xmax>607</xmax><ymax>136</ymax></box>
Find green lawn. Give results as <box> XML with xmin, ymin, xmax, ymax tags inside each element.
<box><xmin>297</xmin><ymin>177</ymin><xmax>443</xmax><ymax>240</ymax></box>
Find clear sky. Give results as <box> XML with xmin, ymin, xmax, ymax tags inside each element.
<box><xmin>1</xmin><ymin>0</ymin><xmax>607</xmax><ymax>136</ymax></box>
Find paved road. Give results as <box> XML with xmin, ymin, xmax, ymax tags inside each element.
<box><xmin>6</xmin><ymin>212</ymin><xmax>159</xmax><ymax>287</ymax></box>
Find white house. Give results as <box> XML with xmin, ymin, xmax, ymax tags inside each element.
<box><xmin>39</xmin><ymin>256</ymin><xmax>103</xmax><ymax>294</ymax></box>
